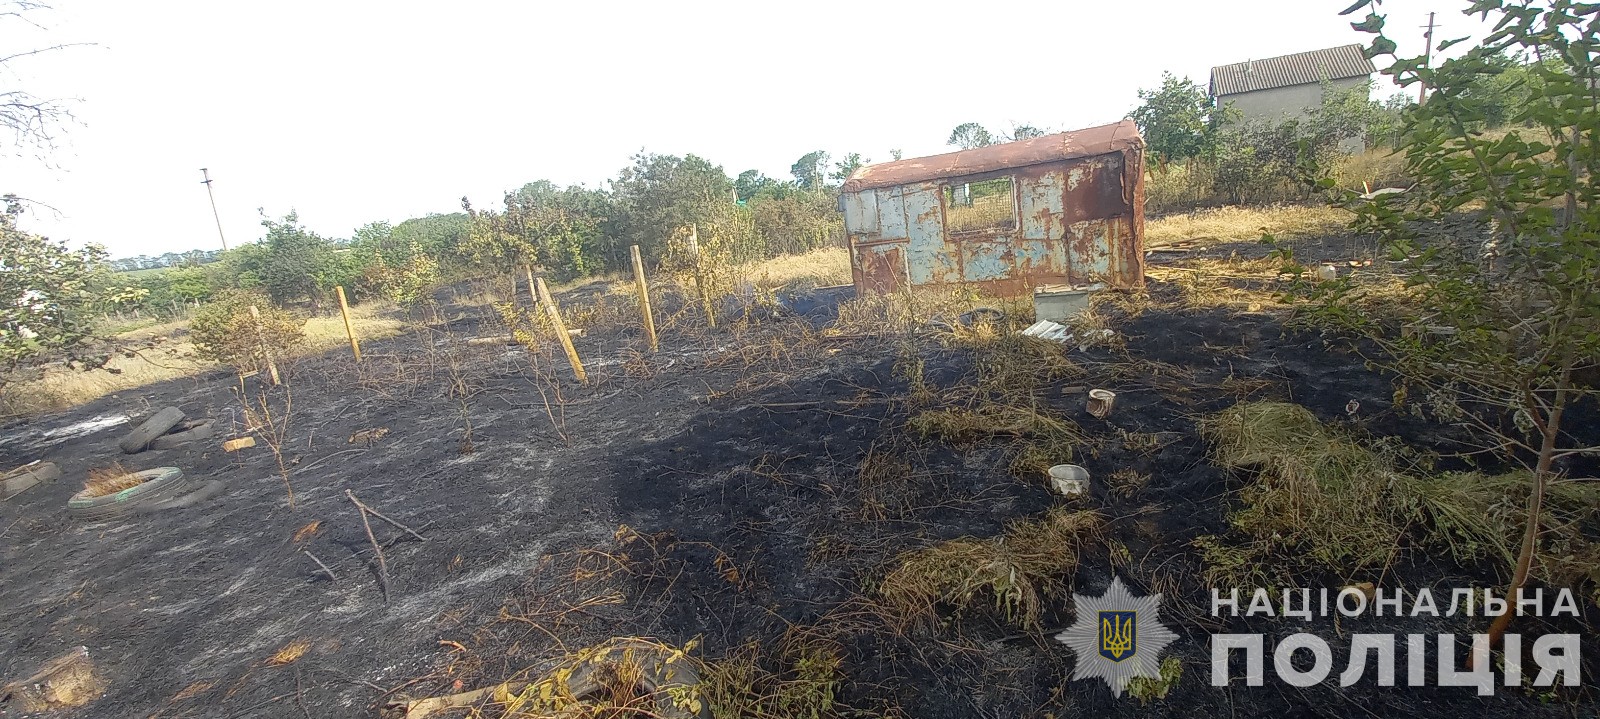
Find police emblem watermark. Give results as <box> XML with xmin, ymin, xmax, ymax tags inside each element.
<box><xmin>1056</xmin><ymin>576</ymin><xmax>1177</xmax><ymax>697</ymax></box>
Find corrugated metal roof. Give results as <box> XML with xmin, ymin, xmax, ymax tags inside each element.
<box><xmin>841</xmin><ymin>119</ymin><xmax>1142</xmax><ymax>193</ymax></box>
<box><xmin>1209</xmin><ymin>44</ymin><xmax>1376</xmax><ymax>96</ymax></box>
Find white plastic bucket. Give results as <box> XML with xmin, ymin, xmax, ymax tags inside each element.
<box><xmin>1048</xmin><ymin>464</ymin><xmax>1089</xmax><ymax>496</ymax></box>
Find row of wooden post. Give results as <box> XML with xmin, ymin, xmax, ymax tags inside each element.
<box><xmin>519</xmin><ymin>243</ymin><xmax>664</xmax><ymax>385</ymax></box>
<box><xmin>279</xmin><ymin>242</ymin><xmax>676</xmax><ymax>388</ymax></box>
<box><xmin>248</xmin><ymin>285</ymin><xmax>361</xmax><ymax>388</ymax></box>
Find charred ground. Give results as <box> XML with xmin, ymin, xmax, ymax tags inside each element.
<box><xmin>1</xmin><ymin>232</ymin><xmax>1596</xmax><ymax>718</ymax></box>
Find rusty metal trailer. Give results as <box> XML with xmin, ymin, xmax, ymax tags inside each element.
<box><xmin>840</xmin><ymin>119</ymin><xmax>1146</xmax><ymax>296</ymax></box>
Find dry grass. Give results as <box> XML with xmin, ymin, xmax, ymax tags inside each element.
<box><xmin>856</xmin><ymin>445</ymin><xmax>915</xmax><ymax>522</ymax></box>
<box><xmin>1405</xmin><ymin>471</ymin><xmax>1600</xmax><ymax>597</ymax></box>
<box><xmin>1190</xmin><ymin>400</ymin><xmax>1401</xmax><ymax>586</ymax></box>
<box><xmin>835</xmin><ymin>287</ymin><xmax>958</xmax><ymax>335</ymax></box>
<box><xmin>739</xmin><ymin>247</ymin><xmax>852</xmax><ymax>290</ymax></box>
<box><xmin>266</xmin><ymin>639</ymin><xmax>311</xmax><ymax>666</ymax></box>
<box><xmin>909</xmin><ymin>405</ymin><xmax>1080</xmax><ymax>447</ymax></box>
<box><xmin>878</xmin><ymin>508</ymin><xmax>1104</xmax><ymax>628</ymax></box>
<box><xmin>291</xmin><ymin>521</ymin><xmax>322</xmax><ymax>545</ymax></box>
<box><xmin>912</xmin><ymin>398</ymin><xmax>1086</xmax><ymax>482</ymax></box>
<box><xmin>499</xmin><ymin>637</ymin><xmax>708</xmax><ymax>718</ymax></box>
<box><xmin>946</xmin><ymin>190</ymin><xmax>1014</xmax><ymax>233</ymax></box>
<box><xmin>1147</xmin><ymin>205</ymin><xmax>1353</xmax><ymax>248</ymax></box>
<box><xmin>2</xmin><ymin>341</ymin><xmax>211</xmax><ymax>417</ymax></box>
<box><xmin>0</xmin><ymin>301</ymin><xmax>406</xmax><ymax>417</ymax></box>
<box><xmin>906</xmin><ymin>322</ymin><xmax>1090</xmax><ymax>481</ymax></box>
<box><xmin>699</xmin><ymin>631</ymin><xmax>842</xmax><ymax>719</ymax></box>
<box><xmin>484</xmin><ymin>632</ymin><xmax>842</xmax><ymax>719</ymax></box>
<box><xmin>1145</xmin><ymin>256</ymin><xmax>1287</xmax><ymax>310</ymax></box>
<box><xmin>1196</xmin><ymin>397</ymin><xmax>1600</xmax><ymax>595</ymax></box>
<box><xmin>951</xmin><ymin>327</ymin><xmax>1081</xmax><ymax>392</ymax></box>
<box><xmin>115</xmin><ymin>317</ymin><xmax>190</xmax><ymax>341</ymax></box>
<box><xmin>1127</xmin><ymin>657</ymin><xmax>1183</xmax><ymax>706</ymax></box>
<box><xmin>1146</xmin><ymin>146</ymin><xmax>1411</xmax><ymax>213</ymax></box>
<box><xmin>1327</xmin><ymin>263</ymin><xmax>1418</xmax><ymax>318</ymax></box>
<box><xmin>81</xmin><ymin>462</ymin><xmax>141</xmax><ymax>498</ymax></box>
<box><xmin>1107</xmin><ymin>469</ymin><xmax>1151</xmax><ymax>500</ymax></box>
<box><xmin>301</xmin><ymin>301</ymin><xmax>406</xmax><ymax>353</ymax></box>
<box><xmin>1196</xmin><ymin>401</ymin><xmax>1405</xmax><ymax>585</ymax></box>
<box><xmin>1334</xmin><ymin>147</ymin><xmax>1409</xmax><ymax>191</ymax></box>
<box><xmin>1199</xmin><ymin>400</ymin><xmax>1600</xmax><ymax>597</ymax></box>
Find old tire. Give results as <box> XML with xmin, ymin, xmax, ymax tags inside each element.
<box><xmin>148</xmin><ymin>420</ymin><xmax>216</xmax><ymax>451</ymax></box>
<box><xmin>67</xmin><ymin>467</ymin><xmax>191</xmax><ymax>521</ymax></box>
<box><xmin>1</xmin><ymin>461</ymin><xmax>61</xmax><ymax>500</ymax></box>
<box><xmin>959</xmin><ymin>307</ymin><xmax>1006</xmax><ymax>327</ymax></box>
<box><xmin>136</xmin><ymin>480</ymin><xmax>226</xmax><ymax>513</ymax></box>
<box><xmin>562</xmin><ymin>639</ymin><xmax>708</xmax><ymax>719</ymax></box>
<box><xmin>119</xmin><ymin>407</ymin><xmax>185</xmax><ymax>454</ymax></box>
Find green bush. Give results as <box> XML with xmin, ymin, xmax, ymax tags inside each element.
<box><xmin>190</xmin><ymin>292</ymin><xmax>305</xmax><ymax>371</ymax></box>
<box><xmin>362</xmin><ymin>241</ymin><xmax>438</xmax><ymax>307</ymax></box>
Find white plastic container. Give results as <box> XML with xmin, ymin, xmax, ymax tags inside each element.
<box><xmin>1033</xmin><ymin>283</ymin><xmax>1105</xmax><ymax>322</ymax></box>
<box><xmin>1048</xmin><ymin>464</ymin><xmax>1090</xmax><ymax>496</ymax></box>
<box><xmin>1086</xmin><ymin>389</ymin><xmax>1117</xmax><ymax>418</ymax></box>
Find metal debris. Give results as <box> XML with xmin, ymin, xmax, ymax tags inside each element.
<box><xmin>1022</xmin><ymin>320</ymin><xmax>1073</xmax><ymax>342</ymax></box>
<box><xmin>1021</xmin><ymin>321</ymin><xmax>1116</xmax><ymax>351</ymax></box>
<box><xmin>841</xmin><ymin>120</ymin><xmax>1147</xmax><ymax>296</ymax></box>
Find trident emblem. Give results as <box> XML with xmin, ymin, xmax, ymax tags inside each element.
<box><xmin>1098</xmin><ymin>611</ymin><xmax>1137</xmax><ymax>662</ymax></box>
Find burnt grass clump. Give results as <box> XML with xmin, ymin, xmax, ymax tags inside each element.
<box><xmin>0</xmin><ymin>265</ymin><xmax>1596</xmax><ymax>718</ymax></box>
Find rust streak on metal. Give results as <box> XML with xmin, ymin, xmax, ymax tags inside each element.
<box><xmin>855</xmin><ymin>243</ymin><xmax>907</xmax><ymax>294</ymax></box>
<box><xmin>843</xmin><ymin>119</ymin><xmax>1145</xmax><ymax>297</ymax></box>
<box><xmin>843</xmin><ymin>120</ymin><xmax>1141</xmax><ymax>192</ymax></box>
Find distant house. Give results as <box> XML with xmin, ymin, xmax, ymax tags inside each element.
<box><xmin>1210</xmin><ymin>44</ymin><xmax>1377</xmax><ymax>153</ymax></box>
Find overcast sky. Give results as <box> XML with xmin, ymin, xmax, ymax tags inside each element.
<box><xmin>3</xmin><ymin>0</ymin><xmax>1472</xmax><ymax>259</ymax></box>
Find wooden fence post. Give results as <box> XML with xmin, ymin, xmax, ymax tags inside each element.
<box><xmin>248</xmin><ymin>305</ymin><xmax>281</xmax><ymax>386</ymax></box>
<box><xmin>525</xmin><ymin>265</ymin><xmax>538</xmax><ymax>308</ymax></box>
<box><xmin>534</xmin><ymin>277</ymin><xmax>588</xmax><ymax>384</ymax></box>
<box><xmin>335</xmin><ymin>285</ymin><xmax>361</xmax><ymax>362</ymax></box>
<box><xmin>630</xmin><ymin>245</ymin><xmax>659</xmax><ymax>352</ymax></box>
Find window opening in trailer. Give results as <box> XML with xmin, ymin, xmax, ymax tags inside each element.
<box><xmin>943</xmin><ymin>177</ymin><xmax>1015</xmax><ymax>233</ymax></box>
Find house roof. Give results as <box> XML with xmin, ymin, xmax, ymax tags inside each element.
<box><xmin>1209</xmin><ymin>44</ymin><xmax>1376</xmax><ymax>96</ymax></box>
<box><xmin>841</xmin><ymin>119</ymin><xmax>1142</xmax><ymax>193</ymax></box>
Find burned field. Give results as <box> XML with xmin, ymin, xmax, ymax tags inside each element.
<box><xmin>2</xmin><ymin>238</ymin><xmax>1598</xmax><ymax>718</ymax></box>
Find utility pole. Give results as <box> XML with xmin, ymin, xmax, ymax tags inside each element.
<box><xmin>1419</xmin><ymin>11</ymin><xmax>1436</xmax><ymax>105</ymax></box>
<box><xmin>200</xmin><ymin>168</ymin><xmax>228</xmax><ymax>251</ymax></box>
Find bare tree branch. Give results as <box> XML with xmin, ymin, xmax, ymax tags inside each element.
<box><xmin>0</xmin><ymin>2</ymin><xmax>91</xmax><ymax>156</ymax></box>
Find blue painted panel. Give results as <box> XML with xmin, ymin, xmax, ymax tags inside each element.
<box><xmin>960</xmin><ymin>240</ymin><xmax>1011</xmax><ymax>282</ymax></box>
<box><xmin>1015</xmin><ymin>238</ymin><xmax>1063</xmax><ymax>278</ymax></box>
<box><xmin>1020</xmin><ymin>170</ymin><xmax>1066</xmax><ymax>241</ymax></box>
<box><xmin>1069</xmin><ymin>219</ymin><xmax>1112</xmax><ymax>283</ymax></box>
<box><xmin>877</xmin><ymin>186</ymin><xmax>908</xmax><ymax>241</ymax></box>
<box><xmin>903</xmin><ymin>185</ymin><xmax>952</xmax><ymax>284</ymax></box>
<box><xmin>843</xmin><ymin>190</ymin><xmax>879</xmax><ymax>236</ymax></box>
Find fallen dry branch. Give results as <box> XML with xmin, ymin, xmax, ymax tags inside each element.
<box><xmin>382</xmin><ymin>681</ymin><xmax>528</xmax><ymax>719</ymax></box>
<box><xmin>291</xmin><ymin>448</ymin><xmax>367</xmax><ymax>477</ymax></box>
<box><xmin>349</xmin><ymin>492</ymin><xmax>391</xmax><ymax>602</ymax></box>
<box><xmin>303</xmin><ymin>550</ymin><xmax>337</xmax><ymax>582</ymax></box>
<box><xmin>345</xmin><ymin>489</ymin><xmax>428</xmax><ymax>542</ymax></box>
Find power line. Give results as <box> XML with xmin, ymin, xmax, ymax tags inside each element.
<box><xmin>1420</xmin><ymin>11</ymin><xmax>1437</xmax><ymax>105</ymax></box>
<box><xmin>200</xmin><ymin>167</ymin><xmax>228</xmax><ymax>251</ymax></box>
